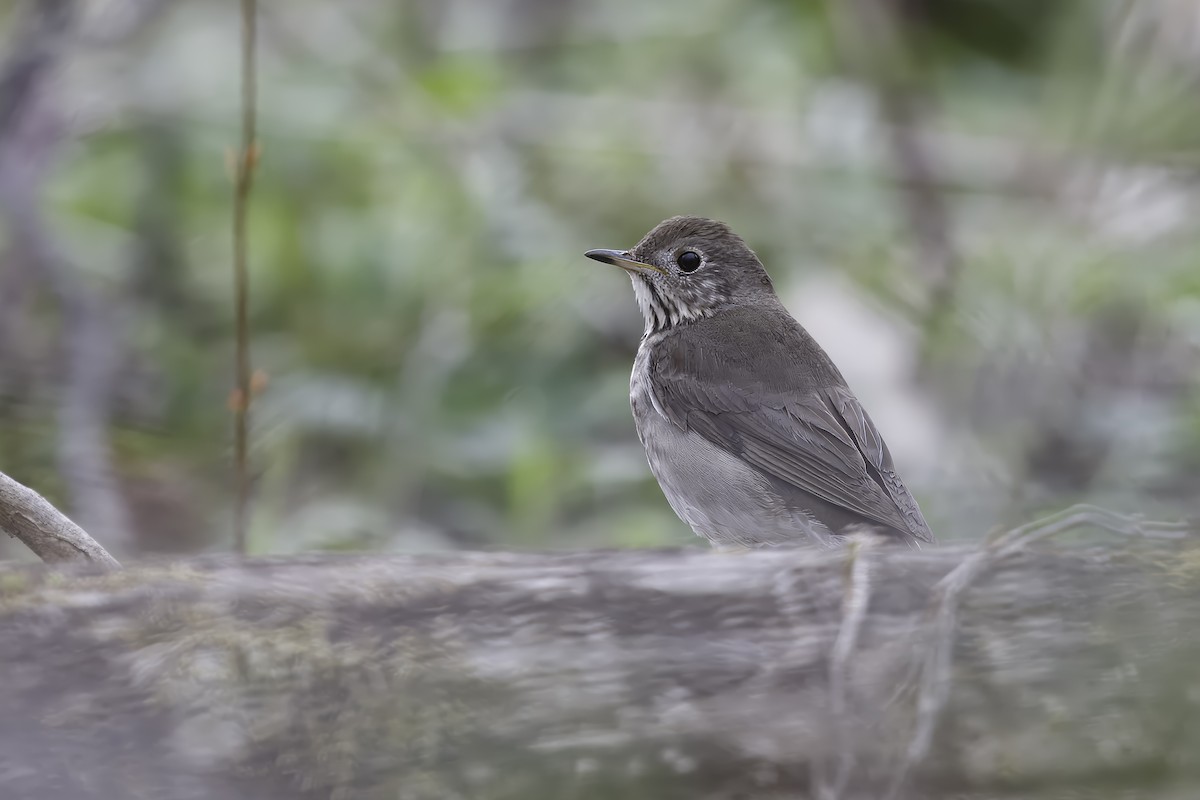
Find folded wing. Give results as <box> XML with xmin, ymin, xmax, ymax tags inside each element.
<box><xmin>649</xmin><ymin>327</ymin><xmax>934</xmax><ymax>544</ymax></box>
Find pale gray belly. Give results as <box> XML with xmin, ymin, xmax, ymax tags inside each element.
<box><xmin>629</xmin><ymin>360</ymin><xmax>831</xmax><ymax>548</ymax></box>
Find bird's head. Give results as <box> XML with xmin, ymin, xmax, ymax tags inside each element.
<box><xmin>585</xmin><ymin>216</ymin><xmax>776</xmax><ymax>335</ymax></box>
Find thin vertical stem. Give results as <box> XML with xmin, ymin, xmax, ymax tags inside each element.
<box><xmin>232</xmin><ymin>0</ymin><xmax>257</xmax><ymax>555</ymax></box>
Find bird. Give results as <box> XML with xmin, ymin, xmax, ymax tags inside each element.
<box><xmin>584</xmin><ymin>216</ymin><xmax>934</xmax><ymax>549</ymax></box>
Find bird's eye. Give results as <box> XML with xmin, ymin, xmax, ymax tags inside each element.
<box><xmin>677</xmin><ymin>251</ymin><xmax>702</xmax><ymax>273</ymax></box>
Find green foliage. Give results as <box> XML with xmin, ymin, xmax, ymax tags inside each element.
<box><xmin>2</xmin><ymin>0</ymin><xmax>1198</xmax><ymax>554</ymax></box>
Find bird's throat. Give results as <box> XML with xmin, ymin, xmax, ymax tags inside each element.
<box><xmin>630</xmin><ymin>274</ymin><xmax>711</xmax><ymax>336</ymax></box>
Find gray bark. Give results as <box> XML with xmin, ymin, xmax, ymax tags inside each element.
<box><xmin>0</xmin><ymin>543</ymin><xmax>1197</xmax><ymax>800</ymax></box>
<box><xmin>0</xmin><ymin>470</ymin><xmax>120</xmax><ymax>569</ymax></box>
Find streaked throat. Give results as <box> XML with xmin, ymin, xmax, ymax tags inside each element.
<box><xmin>630</xmin><ymin>274</ymin><xmax>711</xmax><ymax>336</ymax></box>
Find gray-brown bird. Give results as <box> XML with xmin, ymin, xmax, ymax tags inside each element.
<box><xmin>585</xmin><ymin>216</ymin><xmax>934</xmax><ymax>548</ymax></box>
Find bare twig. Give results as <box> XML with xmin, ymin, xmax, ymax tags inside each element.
<box><xmin>0</xmin><ymin>469</ymin><xmax>120</xmax><ymax>569</ymax></box>
<box><xmin>231</xmin><ymin>0</ymin><xmax>258</xmax><ymax>555</ymax></box>
<box><xmin>814</xmin><ymin>539</ymin><xmax>875</xmax><ymax>800</ymax></box>
<box><xmin>883</xmin><ymin>504</ymin><xmax>1192</xmax><ymax>799</ymax></box>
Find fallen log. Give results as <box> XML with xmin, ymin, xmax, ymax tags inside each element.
<box><xmin>0</xmin><ymin>539</ymin><xmax>1197</xmax><ymax>799</ymax></box>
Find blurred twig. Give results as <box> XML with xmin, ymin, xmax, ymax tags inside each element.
<box><xmin>884</xmin><ymin>504</ymin><xmax>1192</xmax><ymax>800</ymax></box>
<box><xmin>0</xmin><ymin>0</ymin><xmax>135</xmax><ymax>555</ymax></box>
<box><xmin>814</xmin><ymin>539</ymin><xmax>875</xmax><ymax>800</ymax></box>
<box><xmin>231</xmin><ymin>0</ymin><xmax>259</xmax><ymax>556</ymax></box>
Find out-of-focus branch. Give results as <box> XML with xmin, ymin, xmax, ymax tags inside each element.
<box><xmin>0</xmin><ymin>469</ymin><xmax>120</xmax><ymax>569</ymax></box>
<box><xmin>0</xmin><ymin>0</ymin><xmax>136</xmax><ymax>555</ymax></box>
<box><xmin>833</xmin><ymin>0</ymin><xmax>962</xmax><ymax>351</ymax></box>
<box><xmin>230</xmin><ymin>0</ymin><xmax>259</xmax><ymax>556</ymax></box>
<box><xmin>0</xmin><ymin>535</ymin><xmax>1195</xmax><ymax>798</ymax></box>
<box><xmin>878</xmin><ymin>90</ymin><xmax>959</xmax><ymax>327</ymax></box>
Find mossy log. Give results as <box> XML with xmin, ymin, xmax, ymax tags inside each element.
<box><xmin>0</xmin><ymin>543</ymin><xmax>1198</xmax><ymax>799</ymax></box>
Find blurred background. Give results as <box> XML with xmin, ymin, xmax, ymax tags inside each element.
<box><xmin>0</xmin><ymin>0</ymin><xmax>1197</xmax><ymax>559</ymax></box>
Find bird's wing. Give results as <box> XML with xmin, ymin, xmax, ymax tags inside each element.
<box><xmin>822</xmin><ymin>385</ymin><xmax>934</xmax><ymax>542</ymax></box>
<box><xmin>648</xmin><ymin>335</ymin><xmax>933</xmax><ymax>543</ymax></box>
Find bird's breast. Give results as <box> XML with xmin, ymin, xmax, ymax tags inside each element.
<box><xmin>629</xmin><ymin>336</ymin><xmax>670</xmax><ymax>434</ymax></box>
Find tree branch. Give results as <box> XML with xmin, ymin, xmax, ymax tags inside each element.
<box><xmin>0</xmin><ymin>533</ymin><xmax>1196</xmax><ymax>799</ymax></box>
<box><xmin>0</xmin><ymin>469</ymin><xmax>120</xmax><ymax>569</ymax></box>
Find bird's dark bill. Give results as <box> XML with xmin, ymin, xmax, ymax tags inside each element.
<box><xmin>584</xmin><ymin>249</ymin><xmax>665</xmax><ymax>275</ymax></box>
